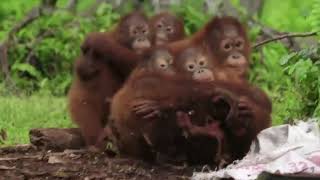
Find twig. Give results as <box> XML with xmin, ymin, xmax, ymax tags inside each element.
<box><xmin>247</xmin><ymin>17</ymin><xmax>280</xmax><ymax>38</ymax></box>
<box><xmin>248</xmin><ymin>17</ymin><xmax>303</xmax><ymax>51</ymax></box>
<box><xmin>0</xmin><ymin>9</ymin><xmax>39</xmax><ymax>87</ymax></box>
<box><xmin>0</xmin><ymin>43</ymin><xmax>11</xmax><ymax>82</ymax></box>
<box><xmin>25</xmin><ymin>30</ymin><xmax>55</xmax><ymax>64</ymax></box>
<box><xmin>0</xmin><ymin>0</ymin><xmax>58</xmax><ymax>88</ymax></box>
<box><xmin>253</xmin><ymin>32</ymin><xmax>318</xmax><ymax>48</ymax></box>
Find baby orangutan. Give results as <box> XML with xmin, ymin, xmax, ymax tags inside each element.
<box><xmin>109</xmin><ymin>48</ymin><xmax>182</xmax><ymax>160</ymax></box>
<box><xmin>121</xmin><ymin>47</ymin><xmax>230</xmax><ymax>166</ymax></box>
<box><xmin>167</xmin><ymin>16</ymin><xmax>251</xmax><ymax>83</ymax></box>
<box><xmin>150</xmin><ymin>12</ymin><xmax>185</xmax><ymax>45</ymax></box>
<box><xmin>133</xmin><ymin>46</ymin><xmax>272</xmax><ymax>166</ymax></box>
<box><xmin>68</xmin><ymin>11</ymin><xmax>152</xmax><ymax>149</ymax></box>
<box><xmin>209</xmin><ymin>81</ymin><xmax>272</xmax><ymax>160</ymax></box>
<box><xmin>173</xmin><ymin>47</ymin><xmax>231</xmax><ymax>166</ymax></box>
<box><xmin>109</xmin><ymin>47</ymin><xmax>227</xmax><ymax>163</ymax></box>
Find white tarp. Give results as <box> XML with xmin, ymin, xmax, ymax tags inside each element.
<box><xmin>192</xmin><ymin>120</ymin><xmax>320</xmax><ymax>180</ymax></box>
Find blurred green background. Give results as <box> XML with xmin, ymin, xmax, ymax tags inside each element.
<box><xmin>0</xmin><ymin>0</ymin><xmax>320</xmax><ymax>145</ymax></box>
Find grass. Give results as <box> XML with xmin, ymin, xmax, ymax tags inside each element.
<box><xmin>0</xmin><ymin>95</ymin><xmax>73</xmax><ymax>145</ymax></box>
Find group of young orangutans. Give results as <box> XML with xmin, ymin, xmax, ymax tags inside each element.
<box><xmin>67</xmin><ymin>11</ymin><xmax>272</xmax><ymax>167</ymax></box>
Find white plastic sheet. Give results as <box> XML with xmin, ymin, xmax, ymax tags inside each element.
<box><xmin>192</xmin><ymin>120</ymin><xmax>320</xmax><ymax>180</ymax></box>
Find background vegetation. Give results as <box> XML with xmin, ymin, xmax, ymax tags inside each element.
<box><xmin>0</xmin><ymin>0</ymin><xmax>319</xmax><ymax>145</ymax></box>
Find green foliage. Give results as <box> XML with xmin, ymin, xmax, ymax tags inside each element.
<box><xmin>0</xmin><ymin>95</ymin><xmax>72</xmax><ymax>145</ymax></box>
<box><xmin>260</xmin><ymin>0</ymin><xmax>313</xmax><ymax>32</ymax></box>
<box><xmin>249</xmin><ymin>0</ymin><xmax>320</xmax><ymax>124</ymax></box>
<box><xmin>281</xmin><ymin>48</ymin><xmax>320</xmax><ymax>117</ymax></box>
<box><xmin>171</xmin><ymin>0</ymin><xmax>211</xmax><ymax>35</ymax></box>
<box><xmin>309</xmin><ymin>0</ymin><xmax>320</xmax><ymax>38</ymax></box>
<box><xmin>1</xmin><ymin>1</ymin><xmax>120</xmax><ymax>95</ymax></box>
<box><xmin>0</xmin><ymin>1</ymin><xmax>40</xmax><ymax>40</ymax></box>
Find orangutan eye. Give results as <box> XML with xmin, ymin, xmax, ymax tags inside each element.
<box><xmin>186</xmin><ymin>62</ymin><xmax>196</xmax><ymax>72</ymax></box>
<box><xmin>197</xmin><ymin>56</ymin><xmax>207</xmax><ymax>67</ymax></box>
<box><xmin>166</xmin><ymin>26</ymin><xmax>173</xmax><ymax>33</ymax></box>
<box><xmin>235</xmin><ymin>39</ymin><xmax>244</xmax><ymax>49</ymax></box>
<box><xmin>142</xmin><ymin>29</ymin><xmax>148</xmax><ymax>34</ymax></box>
<box><xmin>160</xmin><ymin>63</ymin><xmax>168</xmax><ymax>68</ymax></box>
<box><xmin>133</xmin><ymin>30</ymin><xmax>138</xmax><ymax>35</ymax></box>
<box><xmin>224</xmin><ymin>44</ymin><xmax>231</xmax><ymax>50</ymax></box>
<box><xmin>198</xmin><ymin>60</ymin><xmax>207</xmax><ymax>67</ymax></box>
<box><xmin>156</xmin><ymin>58</ymin><xmax>169</xmax><ymax>69</ymax></box>
<box><xmin>221</xmin><ymin>39</ymin><xmax>232</xmax><ymax>52</ymax></box>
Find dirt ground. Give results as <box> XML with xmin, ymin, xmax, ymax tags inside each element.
<box><xmin>0</xmin><ymin>144</ymin><xmax>199</xmax><ymax>180</ymax></box>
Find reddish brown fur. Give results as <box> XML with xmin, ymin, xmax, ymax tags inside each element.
<box><xmin>68</xmin><ymin>54</ymin><xmax>123</xmax><ymax>147</ymax></box>
<box><xmin>202</xmin><ymin>17</ymin><xmax>272</xmax><ymax>112</ymax></box>
<box><xmin>115</xmin><ymin>11</ymin><xmax>152</xmax><ymax>49</ymax></box>
<box><xmin>108</xmin><ymin>48</ymin><xmax>234</xmax><ymax>165</ymax></box>
<box><xmin>168</xmin><ymin>16</ymin><xmax>270</xmax><ymax>140</ymax></box>
<box><xmin>169</xmin><ymin>32</ymin><xmax>272</xmax><ymax>163</ymax></box>
<box><xmin>81</xmin><ymin>11</ymin><xmax>153</xmax><ymax>56</ymax></box>
<box><xmin>110</xmin><ymin>56</ymin><xmax>271</xmax><ymax>164</ymax></box>
<box><xmin>151</xmin><ymin>16</ymin><xmax>270</xmax><ymax>164</ymax></box>
<box><xmin>176</xmin><ymin>109</ymin><xmax>230</xmax><ymax>166</ymax></box>
<box><xmin>205</xmin><ymin>17</ymin><xmax>251</xmax><ymax>81</ymax></box>
<box><xmin>168</xmin><ymin>16</ymin><xmax>251</xmax><ymax>82</ymax></box>
<box><xmin>150</xmin><ymin>12</ymin><xmax>185</xmax><ymax>45</ymax></box>
<box><xmin>109</xmin><ymin>73</ymin><xmax>189</xmax><ymax>160</ymax></box>
<box><xmin>175</xmin><ymin>80</ymin><xmax>272</xmax><ymax>164</ymax></box>
<box><xmin>81</xmin><ymin>11</ymin><xmax>152</xmax><ymax>78</ymax></box>
<box><xmin>91</xmin><ymin>15</ymin><xmax>271</xmax><ymax>165</ymax></box>
<box><xmin>109</xmin><ymin>48</ymin><xmax>223</xmax><ymax>161</ymax></box>
<box><xmin>109</xmin><ymin>49</ymin><xmax>185</xmax><ymax>160</ymax></box>
<box><xmin>81</xmin><ymin>32</ymin><xmax>142</xmax><ymax>78</ymax></box>
<box><xmin>68</xmin><ymin>11</ymin><xmax>151</xmax><ymax>148</ymax></box>
<box><xmin>115</xmin><ymin>72</ymin><xmax>271</xmax><ymax>165</ymax></box>
<box><xmin>174</xmin><ymin>46</ymin><xmax>214</xmax><ymax>82</ymax></box>
<box><xmin>209</xmin><ymin>81</ymin><xmax>272</xmax><ymax>160</ymax></box>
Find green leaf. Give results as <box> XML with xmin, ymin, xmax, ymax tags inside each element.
<box><xmin>280</xmin><ymin>52</ymin><xmax>298</xmax><ymax>65</ymax></box>
<box><xmin>11</xmin><ymin>63</ymin><xmax>41</xmax><ymax>80</ymax></box>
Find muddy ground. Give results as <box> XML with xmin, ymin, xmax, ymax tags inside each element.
<box><xmin>0</xmin><ymin>144</ymin><xmax>202</xmax><ymax>180</ymax></box>
<box><xmin>2</xmin><ymin>145</ymin><xmax>320</xmax><ymax>180</ymax></box>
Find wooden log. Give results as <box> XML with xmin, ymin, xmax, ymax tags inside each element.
<box><xmin>29</xmin><ymin>128</ymin><xmax>85</xmax><ymax>151</ymax></box>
